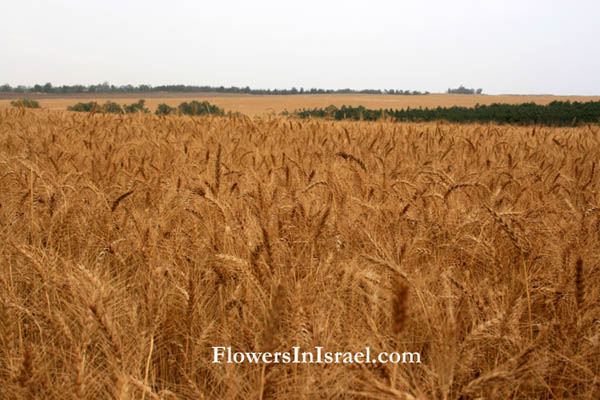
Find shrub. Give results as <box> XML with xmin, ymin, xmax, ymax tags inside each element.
<box><xmin>67</xmin><ymin>101</ymin><xmax>126</xmax><ymax>114</ymax></box>
<box><xmin>68</xmin><ymin>100</ymin><xmax>149</xmax><ymax>114</ymax></box>
<box><xmin>177</xmin><ymin>100</ymin><xmax>224</xmax><ymax>116</ymax></box>
<box><xmin>102</xmin><ymin>101</ymin><xmax>124</xmax><ymax>114</ymax></box>
<box><xmin>123</xmin><ymin>99</ymin><xmax>150</xmax><ymax>114</ymax></box>
<box><xmin>10</xmin><ymin>99</ymin><xmax>40</xmax><ymax>108</ymax></box>
<box><xmin>155</xmin><ymin>103</ymin><xmax>176</xmax><ymax>116</ymax></box>
<box><xmin>155</xmin><ymin>101</ymin><xmax>225</xmax><ymax>117</ymax></box>
<box><xmin>67</xmin><ymin>101</ymin><xmax>96</xmax><ymax>112</ymax></box>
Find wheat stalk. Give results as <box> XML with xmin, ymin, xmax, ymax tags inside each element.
<box><xmin>336</xmin><ymin>151</ymin><xmax>367</xmax><ymax>172</ymax></box>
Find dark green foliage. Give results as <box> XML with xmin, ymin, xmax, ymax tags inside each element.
<box><xmin>177</xmin><ymin>100</ymin><xmax>224</xmax><ymax>116</ymax></box>
<box><xmin>155</xmin><ymin>103</ymin><xmax>176</xmax><ymax>115</ymax></box>
<box><xmin>292</xmin><ymin>105</ymin><xmax>388</xmax><ymax>121</ymax></box>
<box><xmin>102</xmin><ymin>101</ymin><xmax>124</xmax><ymax>114</ymax></box>
<box><xmin>67</xmin><ymin>101</ymin><xmax>121</xmax><ymax>113</ymax></box>
<box><xmin>10</xmin><ymin>99</ymin><xmax>40</xmax><ymax>108</ymax></box>
<box><xmin>447</xmin><ymin>85</ymin><xmax>482</xmax><ymax>94</ymax></box>
<box><xmin>66</xmin><ymin>99</ymin><xmax>225</xmax><ymax>116</ymax></box>
<box><xmin>68</xmin><ymin>100</ymin><xmax>149</xmax><ymax>114</ymax></box>
<box><xmin>67</xmin><ymin>101</ymin><xmax>96</xmax><ymax>112</ymax></box>
<box><xmin>291</xmin><ymin>101</ymin><xmax>600</xmax><ymax>126</ymax></box>
<box><xmin>123</xmin><ymin>99</ymin><xmax>149</xmax><ymax>114</ymax></box>
<box><xmin>155</xmin><ymin>101</ymin><xmax>224</xmax><ymax>116</ymax></box>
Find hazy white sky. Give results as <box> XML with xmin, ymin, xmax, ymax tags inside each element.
<box><xmin>2</xmin><ymin>0</ymin><xmax>599</xmax><ymax>95</ymax></box>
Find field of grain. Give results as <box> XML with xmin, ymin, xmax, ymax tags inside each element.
<box><xmin>1</xmin><ymin>108</ymin><xmax>599</xmax><ymax>399</ymax></box>
<box><xmin>2</xmin><ymin>93</ymin><xmax>600</xmax><ymax>116</ymax></box>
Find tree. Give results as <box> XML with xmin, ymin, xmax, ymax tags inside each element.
<box><xmin>155</xmin><ymin>103</ymin><xmax>176</xmax><ymax>115</ymax></box>
<box><xmin>11</xmin><ymin>99</ymin><xmax>40</xmax><ymax>108</ymax></box>
<box><xmin>123</xmin><ymin>99</ymin><xmax>149</xmax><ymax>114</ymax></box>
<box><xmin>448</xmin><ymin>85</ymin><xmax>476</xmax><ymax>94</ymax></box>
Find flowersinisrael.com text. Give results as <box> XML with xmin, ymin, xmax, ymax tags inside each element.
<box><xmin>212</xmin><ymin>346</ymin><xmax>421</xmax><ymax>364</ymax></box>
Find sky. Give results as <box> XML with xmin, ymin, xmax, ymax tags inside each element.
<box><xmin>2</xmin><ymin>0</ymin><xmax>599</xmax><ymax>95</ymax></box>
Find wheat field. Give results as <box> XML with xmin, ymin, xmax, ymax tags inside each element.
<box><xmin>0</xmin><ymin>108</ymin><xmax>598</xmax><ymax>399</ymax></box>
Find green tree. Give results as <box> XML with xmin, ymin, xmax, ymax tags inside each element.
<box><xmin>155</xmin><ymin>103</ymin><xmax>176</xmax><ymax>115</ymax></box>
<box><xmin>11</xmin><ymin>99</ymin><xmax>40</xmax><ymax>108</ymax></box>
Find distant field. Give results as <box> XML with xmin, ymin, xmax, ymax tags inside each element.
<box><xmin>2</xmin><ymin>92</ymin><xmax>600</xmax><ymax>116</ymax></box>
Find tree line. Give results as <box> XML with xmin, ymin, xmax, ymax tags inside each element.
<box><xmin>289</xmin><ymin>101</ymin><xmax>600</xmax><ymax>126</ymax></box>
<box><xmin>0</xmin><ymin>82</ymin><xmax>430</xmax><ymax>96</ymax></box>
<box><xmin>447</xmin><ymin>85</ymin><xmax>483</xmax><ymax>94</ymax></box>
